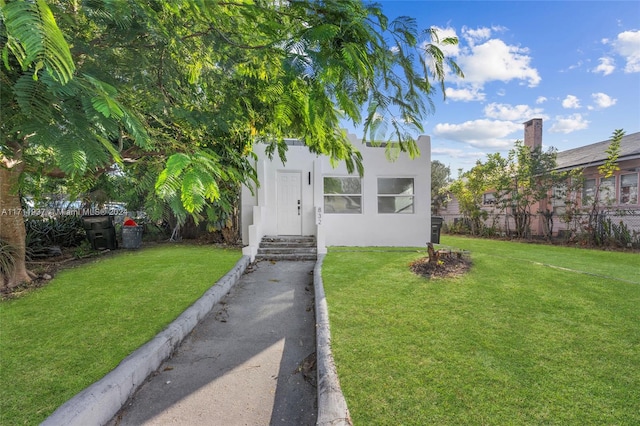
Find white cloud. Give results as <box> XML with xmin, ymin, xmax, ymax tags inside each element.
<box><xmin>445</xmin><ymin>86</ymin><xmax>485</xmax><ymax>102</ymax></box>
<box><xmin>612</xmin><ymin>30</ymin><xmax>640</xmax><ymax>73</ymax></box>
<box><xmin>483</xmin><ymin>103</ymin><xmax>546</xmax><ymax>122</ymax></box>
<box><xmin>549</xmin><ymin>114</ymin><xmax>590</xmax><ymax>134</ymax></box>
<box><xmin>454</xmin><ymin>38</ymin><xmax>541</xmax><ymax>87</ymax></box>
<box><xmin>562</xmin><ymin>95</ymin><xmax>581</xmax><ymax>109</ymax></box>
<box><xmin>433</xmin><ymin>119</ymin><xmax>521</xmax><ymax>148</ymax></box>
<box><xmin>432</xmin><ymin>147</ymin><xmax>486</xmax><ymax>159</ymax></box>
<box><xmin>461</xmin><ymin>25</ymin><xmax>507</xmax><ymax>46</ymax></box>
<box><xmin>593</xmin><ymin>57</ymin><xmax>616</xmax><ymax>75</ymax></box>
<box><xmin>588</xmin><ymin>92</ymin><xmax>617</xmax><ymax>110</ymax></box>
<box><xmin>536</xmin><ymin>96</ymin><xmax>547</xmax><ymax>104</ymax></box>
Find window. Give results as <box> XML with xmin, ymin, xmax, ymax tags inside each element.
<box><xmin>483</xmin><ymin>192</ymin><xmax>496</xmax><ymax>205</ymax></box>
<box><xmin>582</xmin><ymin>178</ymin><xmax>596</xmax><ymax>204</ymax></box>
<box><xmin>598</xmin><ymin>176</ymin><xmax>616</xmax><ymax>204</ymax></box>
<box><xmin>378</xmin><ymin>178</ymin><xmax>414</xmax><ymax>214</ymax></box>
<box><xmin>620</xmin><ymin>173</ymin><xmax>638</xmax><ymax>205</ymax></box>
<box><xmin>323</xmin><ymin>177</ymin><xmax>362</xmax><ymax>213</ymax></box>
<box><xmin>551</xmin><ymin>184</ymin><xmax>566</xmax><ymax>207</ymax></box>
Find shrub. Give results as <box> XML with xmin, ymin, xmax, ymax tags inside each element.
<box><xmin>0</xmin><ymin>239</ymin><xmax>17</xmax><ymax>284</ymax></box>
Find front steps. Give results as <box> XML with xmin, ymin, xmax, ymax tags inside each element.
<box><xmin>256</xmin><ymin>235</ymin><xmax>317</xmax><ymax>261</ymax></box>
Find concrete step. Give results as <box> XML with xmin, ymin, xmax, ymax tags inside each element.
<box><xmin>259</xmin><ymin>241</ymin><xmax>316</xmax><ymax>248</ymax></box>
<box><xmin>256</xmin><ymin>236</ymin><xmax>317</xmax><ymax>261</ymax></box>
<box><xmin>258</xmin><ymin>247</ymin><xmax>317</xmax><ymax>255</ymax></box>
<box><xmin>255</xmin><ymin>253</ymin><xmax>318</xmax><ymax>262</ymax></box>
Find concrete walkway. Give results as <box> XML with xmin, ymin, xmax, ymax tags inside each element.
<box><xmin>107</xmin><ymin>260</ymin><xmax>318</xmax><ymax>426</ymax></box>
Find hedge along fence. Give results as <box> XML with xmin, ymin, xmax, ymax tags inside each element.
<box><xmin>441</xmin><ymin>210</ymin><xmax>640</xmax><ymax>248</ymax></box>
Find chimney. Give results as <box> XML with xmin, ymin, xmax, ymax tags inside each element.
<box><xmin>523</xmin><ymin>118</ymin><xmax>542</xmax><ymax>150</ymax></box>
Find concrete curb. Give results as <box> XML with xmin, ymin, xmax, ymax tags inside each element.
<box><xmin>41</xmin><ymin>255</ymin><xmax>251</xmax><ymax>426</ymax></box>
<box><xmin>314</xmin><ymin>254</ymin><xmax>352</xmax><ymax>426</ymax></box>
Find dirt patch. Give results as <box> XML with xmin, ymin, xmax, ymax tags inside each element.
<box><xmin>410</xmin><ymin>251</ymin><xmax>472</xmax><ymax>279</ymax></box>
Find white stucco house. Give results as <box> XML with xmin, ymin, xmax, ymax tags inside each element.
<box><xmin>241</xmin><ymin>133</ymin><xmax>432</xmax><ymax>260</ymax></box>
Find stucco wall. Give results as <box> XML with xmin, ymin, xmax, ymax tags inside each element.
<box><xmin>241</xmin><ymin>134</ymin><xmax>431</xmax><ymax>250</ymax></box>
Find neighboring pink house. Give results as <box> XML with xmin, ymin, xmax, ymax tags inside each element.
<box><xmin>439</xmin><ymin>119</ymin><xmax>640</xmax><ymax>238</ymax></box>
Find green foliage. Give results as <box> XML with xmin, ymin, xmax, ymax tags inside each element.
<box><xmin>448</xmin><ymin>162</ymin><xmax>494</xmax><ymax>235</ymax></box>
<box><xmin>491</xmin><ymin>140</ymin><xmax>559</xmax><ymax>238</ymax></box>
<box><xmin>24</xmin><ymin>215</ymin><xmax>85</xmax><ymax>258</ymax></box>
<box><xmin>1</xmin><ymin>0</ymin><xmax>75</xmax><ymax>83</ymax></box>
<box><xmin>0</xmin><ymin>239</ymin><xmax>17</xmax><ymax>282</ymax></box>
<box><xmin>583</xmin><ymin>129</ymin><xmax>626</xmax><ymax>245</ymax></box>
<box><xmin>2</xmin><ymin>0</ymin><xmax>462</xmax><ymax>265</ymax></box>
<box><xmin>431</xmin><ymin>160</ymin><xmax>451</xmax><ymax>213</ymax></box>
<box><xmin>598</xmin><ymin>129</ymin><xmax>623</xmax><ymax>178</ymax></box>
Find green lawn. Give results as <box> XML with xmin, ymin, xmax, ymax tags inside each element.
<box><xmin>322</xmin><ymin>236</ymin><xmax>640</xmax><ymax>425</ymax></box>
<box><xmin>0</xmin><ymin>244</ymin><xmax>241</xmax><ymax>425</ymax></box>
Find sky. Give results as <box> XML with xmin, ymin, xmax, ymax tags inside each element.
<box><xmin>343</xmin><ymin>1</ymin><xmax>640</xmax><ymax>175</ymax></box>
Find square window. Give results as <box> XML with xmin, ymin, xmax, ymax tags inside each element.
<box><xmin>323</xmin><ymin>177</ymin><xmax>362</xmax><ymax>213</ymax></box>
<box><xmin>483</xmin><ymin>192</ymin><xmax>496</xmax><ymax>205</ymax></box>
<box><xmin>377</xmin><ymin>178</ymin><xmax>414</xmax><ymax>213</ymax></box>
<box><xmin>620</xmin><ymin>173</ymin><xmax>638</xmax><ymax>205</ymax></box>
<box><xmin>598</xmin><ymin>176</ymin><xmax>616</xmax><ymax>204</ymax></box>
<box><xmin>582</xmin><ymin>178</ymin><xmax>596</xmax><ymax>205</ymax></box>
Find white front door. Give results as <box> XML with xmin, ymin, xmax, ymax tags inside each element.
<box><xmin>277</xmin><ymin>171</ymin><xmax>302</xmax><ymax>235</ymax></box>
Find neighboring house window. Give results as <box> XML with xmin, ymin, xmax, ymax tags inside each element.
<box><xmin>551</xmin><ymin>184</ymin><xmax>566</xmax><ymax>207</ymax></box>
<box><xmin>582</xmin><ymin>178</ymin><xmax>596</xmax><ymax>205</ymax></box>
<box><xmin>599</xmin><ymin>176</ymin><xmax>616</xmax><ymax>204</ymax></box>
<box><xmin>483</xmin><ymin>192</ymin><xmax>496</xmax><ymax>205</ymax></box>
<box><xmin>620</xmin><ymin>173</ymin><xmax>638</xmax><ymax>205</ymax></box>
<box><xmin>378</xmin><ymin>177</ymin><xmax>414</xmax><ymax>214</ymax></box>
<box><xmin>323</xmin><ymin>177</ymin><xmax>362</xmax><ymax>213</ymax></box>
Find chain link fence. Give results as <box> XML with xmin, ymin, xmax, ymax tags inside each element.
<box><xmin>439</xmin><ymin>209</ymin><xmax>640</xmax><ymax>248</ymax></box>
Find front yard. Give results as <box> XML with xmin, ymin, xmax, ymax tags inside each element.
<box><xmin>0</xmin><ymin>244</ymin><xmax>241</xmax><ymax>425</ymax></box>
<box><xmin>322</xmin><ymin>237</ymin><xmax>640</xmax><ymax>425</ymax></box>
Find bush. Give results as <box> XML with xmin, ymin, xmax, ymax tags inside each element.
<box><xmin>25</xmin><ymin>216</ymin><xmax>86</xmax><ymax>259</ymax></box>
<box><xmin>0</xmin><ymin>239</ymin><xmax>17</xmax><ymax>284</ymax></box>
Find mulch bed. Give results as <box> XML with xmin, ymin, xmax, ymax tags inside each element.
<box><xmin>409</xmin><ymin>250</ymin><xmax>472</xmax><ymax>279</ymax></box>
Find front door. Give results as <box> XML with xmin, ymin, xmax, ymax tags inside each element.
<box><xmin>277</xmin><ymin>171</ymin><xmax>302</xmax><ymax>235</ymax></box>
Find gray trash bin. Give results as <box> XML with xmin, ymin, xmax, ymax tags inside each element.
<box><xmin>431</xmin><ymin>216</ymin><xmax>444</xmax><ymax>244</ymax></box>
<box><xmin>122</xmin><ymin>225</ymin><xmax>143</xmax><ymax>249</ymax></box>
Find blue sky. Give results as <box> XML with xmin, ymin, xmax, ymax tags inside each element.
<box><xmin>345</xmin><ymin>1</ymin><xmax>640</xmax><ymax>174</ymax></box>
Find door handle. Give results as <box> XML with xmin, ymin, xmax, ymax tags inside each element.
<box><xmin>298</xmin><ymin>200</ymin><xmax>301</xmax><ymax>215</ymax></box>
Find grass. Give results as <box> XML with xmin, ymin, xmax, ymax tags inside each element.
<box><xmin>0</xmin><ymin>244</ymin><xmax>241</xmax><ymax>425</ymax></box>
<box><xmin>322</xmin><ymin>236</ymin><xmax>640</xmax><ymax>425</ymax></box>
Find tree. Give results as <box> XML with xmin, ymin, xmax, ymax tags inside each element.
<box><xmin>491</xmin><ymin>140</ymin><xmax>559</xmax><ymax>238</ymax></box>
<box><xmin>448</xmin><ymin>161</ymin><xmax>497</xmax><ymax>235</ymax></box>
<box><xmin>1</xmin><ymin>0</ymin><xmax>462</xmax><ymax>288</ymax></box>
<box><xmin>2</xmin><ymin>0</ymin><xmax>149</xmax><ymax>287</ymax></box>
<box><xmin>582</xmin><ymin>129</ymin><xmax>624</xmax><ymax>244</ymax></box>
<box><xmin>431</xmin><ymin>160</ymin><xmax>451</xmax><ymax>214</ymax></box>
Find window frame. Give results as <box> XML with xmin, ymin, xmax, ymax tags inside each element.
<box><xmin>582</xmin><ymin>178</ymin><xmax>596</xmax><ymax>205</ymax></box>
<box><xmin>620</xmin><ymin>173</ymin><xmax>639</xmax><ymax>205</ymax></box>
<box><xmin>598</xmin><ymin>176</ymin><xmax>616</xmax><ymax>204</ymax></box>
<box><xmin>323</xmin><ymin>176</ymin><xmax>363</xmax><ymax>214</ymax></box>
<box><xmin>377</xmin><ymin>177</ymin><xmax>415</xmax><ymax>214</ymax></box>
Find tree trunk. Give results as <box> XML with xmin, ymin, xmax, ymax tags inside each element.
<box><xmin>0</xmin><ymin>161</ymin><xmax>31</xmax><ymax>289</ymax></box>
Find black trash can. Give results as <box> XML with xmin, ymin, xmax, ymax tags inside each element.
<box><xmin>122</xmin><ymin>225</ymin><xmax>143</xmax><ymax>249</ymax></box>
<box><xmin>431</xmin><ymin>216</ymin><xmax>444</xmax><ymax>244</ymax></box>
<box><xmin>82</xmin><ymin>215</ymin><xmax>117</xmax><ymax>250</ymax></box>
